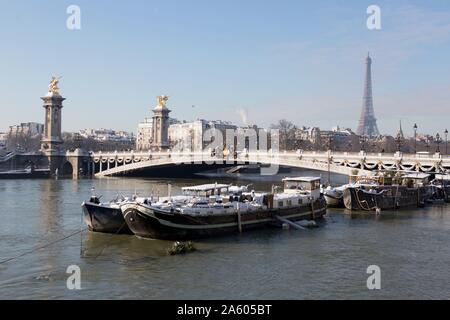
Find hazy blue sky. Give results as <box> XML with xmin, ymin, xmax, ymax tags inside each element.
<box><xmin>0</xmin><ymin>0</ymin><xmax>449</xmax><ymax>136</ymax></box>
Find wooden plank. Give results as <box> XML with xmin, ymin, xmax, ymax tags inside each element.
<box><xmin>274</xmin><ymin>215</ymin><xmax>306</xmax><ymax>230</ymax></box>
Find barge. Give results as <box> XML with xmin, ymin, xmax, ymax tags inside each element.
<box><xmin>121</xmin><ymin>177</ymin><xmax>327</xmax><ymax>240</ymax></box>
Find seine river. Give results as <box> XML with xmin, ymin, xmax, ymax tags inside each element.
<box><xmin>0</xmin><ymin>171</ymin><xmax>449</xmax><ymax>299</ymax></box>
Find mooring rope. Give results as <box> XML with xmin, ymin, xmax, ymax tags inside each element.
<box><xmin>89</xmin><ymin>221</ymin><xmax>129</xmax><ymax>260</ymax></box>
<box><xmin>355</xmin><ymin>187</ymin><xmax>379</xmax><ymax>211</ymax></box>
<box><xmin>0</xmin><ymin>228</ymin><xmax>87</xmax><ymax>265</ymax></box>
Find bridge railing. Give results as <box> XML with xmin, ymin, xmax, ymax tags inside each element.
<box><xmin>0</xmin><ymin>151</ymin><xmax>16</xmax><ymax>163</ymax></box>
<box><xmin>90</xmin><ymin>150</ymin><xmax>450</xmax><ymax>166</ymax></box>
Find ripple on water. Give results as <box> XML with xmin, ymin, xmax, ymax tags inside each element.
<box><xmin>0</xmin><ymin>178</ymin><xmax>449</xmax><ymax>299</ymax></box>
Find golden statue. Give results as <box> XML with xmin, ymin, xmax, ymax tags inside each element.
<box><xmin>48</xmin><ymin>76</ymin><xmax>62</xmax><ymax>94</ymax></box>
<box><xmin>157</xmin><ymin>95</ymin><xmax>169</xmax><ymax>108</ymax></box>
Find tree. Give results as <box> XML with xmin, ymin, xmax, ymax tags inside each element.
<box><xmin>6</xmin><ymin>132</ymin><xmax>41</xmax><ymax>153</ymax></box>
<box><xmin>62</xmin><ymin>133</ymin><xmax>135</xmax><ymax>152</ymax></box>
<box><xmin>271</xmin><ymin>119</ymin><xmax>297</xmax><ymax>151</ymax></box>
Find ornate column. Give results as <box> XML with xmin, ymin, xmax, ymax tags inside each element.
<box><xmin>40</xmin><ymin>77</ymin><xmax>65</xmax><ymax>155</ymax></box>
<box><xmin>151</xmin><ymin>95</ymin><xmax>171</xmax><ymax>151</ymax></box>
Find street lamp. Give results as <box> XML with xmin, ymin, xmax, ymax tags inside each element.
<box><xmin>326</xmin><ymin>134</ymin><xmax>334</xmax><ymax>186</ymax></box>
<box><xmin>425</xmin><ymin>138</ymin><xmax>430</xmax><ymax>153</ymax></box>
<box><xmin>445</xmin><ymin>129</ymin><xmax>448</xmax><ymax>155</ymax></box>
<box><xmin>359</xmin><ymin>135</ymin><xmax>368</xmax><ymax>152</ymax></box>
<box><xmin>327</xmin><ymin>135</ymin><xmax>334</xmax><ymax>152</ymax></box>
<box><xmin>413</xmin><ymin>123</ymin><xmax>418</xmax><ymax>153</ymax></box>
<box><xmin>74</xmin><ymin>133</ymin><xmax>83</xmax><ymax>149</ymax></box>
<box><xmin>395</xmin><ymin>131</ymin><xmax>403</xmax><ymax>152</ymax></box>
<box><xmin>435</xmin><ymin>133</ymin><xmax>442</xmax><ymax>154</ymax></box>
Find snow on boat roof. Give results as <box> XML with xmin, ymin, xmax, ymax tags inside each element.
<box><xmin>402</xmin><ymin>173</ymin><xmax>430</xmax><ymax>179</ymax></box>
<box><xmin>182</xmin><ymin>184</ymin><xmax>230</xmax><ymax>191</ymax></box>
<box><xmin>435</xmin><ymin>174</ymin><xmax>450</xmax><ymax>180</ymax></box>
<box><xmin>282</xmin><ymin>177</ymin><xmax>321</xmax><ymax>182</ymax></box>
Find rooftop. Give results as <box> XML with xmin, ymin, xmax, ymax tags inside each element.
<box><xmin>402</xmin><ymin>173</ymin><xmax>430</xmax><ymax>180</ymax></box>
<box><xmin>182</xmin><ymin>183</ymin><xmax>230</xmax><ymax>192</ymax></box>
<box><xmin>282</xmin><ymin>177</ymin><xmax>321</xmax><ymax>182</ymax></box>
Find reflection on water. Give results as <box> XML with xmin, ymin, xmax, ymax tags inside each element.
<box><xmin>39</xmin><ymin>180</ymin><xmax>62</xmax><ymax>235</ymax></box>
<box><xmin>82</xmin><ymin>232</ymin><xmax>171</xmax><ymax>261</ymax></box>
<box><xmin>0</xmin><ymin>171</ymin><xmax>449</xmax><ymax>299</ymax></box>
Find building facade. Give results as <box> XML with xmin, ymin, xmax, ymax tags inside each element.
<box><xmin>0</xmin><ymin>132</ymin><xmax>7</xmax><ymax>149</ymax></box>
<box><xmin>136</xmin><ymin>118</ymin><xmax>153</xmax><ymax>151</ymax></box>
<box><xmin>136</xmin><ymin>117</ymin><xmax>179</xmax><ymax>151</ymax></box>
<box><xmin>295</xmin><ymin>126</ymin><xmax>321</xmax><ymax>144</ymax></box>
<box><xmin>79</xmin><ymin>128</ymin><xmax>134</xmax><ymax>142</ymax></box>
<box><xmin>9</xmin><ymin>122</ymin><xmax>44</xmax><ymax>137</ymax></box>
<box><xmin>169</xmin><ymin>119</ymin><xmax>238</xmax><ymax>152</ymax></box>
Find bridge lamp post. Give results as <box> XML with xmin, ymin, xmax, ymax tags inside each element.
<box><xmin>435</xmin><ymin>133</ymin><xmax>442</xmax><ymax>154</ymax></box>
<box><xmin>371</xmin><ymin>141</ymin><xmax>377</xmax><ymax>153</ymax></box>
<box><xmin>327</xmin><ymin>135</ymin><xmax>334</xmax><ymax>152</ymax></box>
<box><xmin>359</xmin><ymin>135</ymin><xmax>368</xmax><ymax>152</ymax></box>
<box><xmin>413</xmin><ymin>123</ymin><xmax>418</xmax><ymax>153</ymax></box>
<box><xmin>445</xmin><ymin>129</ymin><xmax>448</xmax><ymax>155</ymax></box>
<box><xmin>425</xmin><ymin>138</ymin><xmax>430</xmax><ymax>153</ymax></box>
<box><xmin>74</xmin><ymin>133</ymin><xmax>83</xmax><ymax>149</ymax></box>
<box><xmin>326</xmin><ymin>135</ymin><xmax>334</xmax><ymax>186</ymax></box>
<box><xmin>395</xmin><ymin>132</ymin><xmax>403</xmax><ymax>153</ymax></box>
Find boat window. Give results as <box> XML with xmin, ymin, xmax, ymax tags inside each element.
<box><xmin>285</xmin><ymin>181</ymin><xmax>300</xmax><ymax>190</ymax></box>
<box><xmin>287</xmin><ymin>200</ymin><xmax>292</xmax><ymax>206</ymax></box>
<box><xmin>298</xmin><ymin>199</ymin><xmax>302</xmax><ymax>205</ymax></box>
<box><xmin>285</xmin><ymin>180</ymin><xmax>320</xmax><ymax>191</ymax></box>
<box><xmin>311</xmin><ymin>180</ymin><xmax>320</xmax><ymax>190</ymax></box>
<box><xmin>278</xmin><ymin>201</ymin><xmax>283</xmax><ymax>207</ymax></box>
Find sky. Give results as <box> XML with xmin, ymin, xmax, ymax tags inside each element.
<box><xmin>0</xmin><ymin>0</ymin><xmax>449</xmax><ymax>137</ymax></box>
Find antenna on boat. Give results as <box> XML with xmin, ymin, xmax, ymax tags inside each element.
<box><xmin>236</xmin><ymin>201</ymin><xmax>242</xmax><ymax>234</ymax></box>
<box><xmin>133</xmin><ymin>182</ymin><xmax>138</xmax><ymax>199</ymax></box>
<box><xmin>271</xmin><ymin>185</ymin><xmax>280</xmax><ymax>194</ymax></box>
<box><xmin>168</xmin><ymin>183</ymin><xmax>172</xmax><ymax>201</ymax></box>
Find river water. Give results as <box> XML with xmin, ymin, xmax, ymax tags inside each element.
<box><xmin>0</xmin><ymin>171</ymin><xmax>449</xmax><ymax>299</ymax></box>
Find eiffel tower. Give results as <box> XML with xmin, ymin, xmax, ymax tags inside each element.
<box><xmin>356</xmin><ymin>53</ymin><xmax>379</xmax><ymax>137</ymax></box>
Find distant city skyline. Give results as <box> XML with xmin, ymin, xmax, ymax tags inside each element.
<box><xmin>1</xmin><ymin>0</ymin><xmax>450</xmax><ymax>136</ymax></box>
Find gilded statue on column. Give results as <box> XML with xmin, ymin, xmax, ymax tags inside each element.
<box><xmin>48</xmin><ymin>76</ymin><xmax>62</xmax><ymax>94</ymax></box>
<box><xmin>157</xmin><ymin>95</ymin><xmax>169</xmax><ymax>108</ymax></box>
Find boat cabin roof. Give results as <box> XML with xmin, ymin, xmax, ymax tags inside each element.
<box><xmin>182</xmin><ymin>184</ymin><xmax>229</xmax><ymax>192</ymax></box>
<box><xmin>349</xmin><ymin>174</ymin><xmax>377</xmax><ymax>178</ymax></box>
<box><xmin>402</xmin><ymin>173</ymin><xmax>430</xmax><ymax>180</ymax></box>
<box><xmin>282</xmin><ymin>177</ymin><xmax>321</xmax><ymax>183</ymax></box>
<box><xmin>435</xmin><ymin>174</ymin><xmax>450</xmax><ymax>181</ymax></box>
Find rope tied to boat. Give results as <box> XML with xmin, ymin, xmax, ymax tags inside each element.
<box><xmin>88</xmin><ymin>220</ymin><xmax>130</xmax><ymax>260</ymax></box>
<box><xmin>0</xmin><ymin>228</ymin><xmax>87</xmax><ymax>265</ymax></box>
<box><xmin>354</xmin><ymin>187</ymin><xmax>379</xmax><ymax>211</ymax></box>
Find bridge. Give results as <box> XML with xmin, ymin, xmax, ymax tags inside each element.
<box><xmin>90</xmin><ymin>150</ymin><xmax>450</xmax><ymax>178</ymax></box>
<box><xmin>2</xmin><ymin>149</ymin><xmax>449</xmax><ymax>179</ymax></box>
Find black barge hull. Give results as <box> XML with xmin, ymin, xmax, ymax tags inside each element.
<box><xmin>343</xmin><ymin>186</ymin><xmax>432</xmax><ymax>211</ymax></box>
<box><xmin>122</xmin><ymin>198</ymin><xmax>327</xmax><ymax>240</ymax></box>
<box><xmin>0</xmin><ymin>169</ymin><xmax>50</xmax><ymax>179</ymax></box>
<box><xmin>82</xmin><ymin>202</ymin><xmax>132</xmax><ymax>234</ymax></box>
